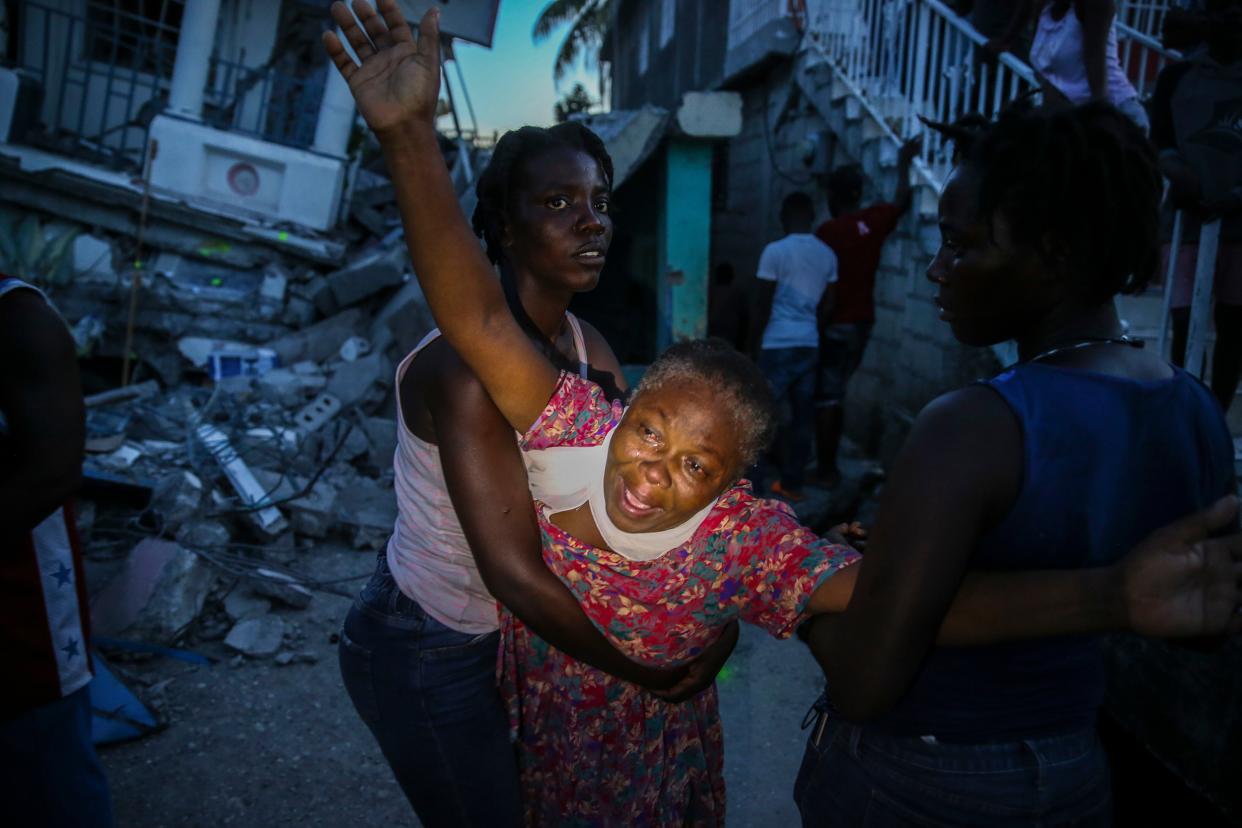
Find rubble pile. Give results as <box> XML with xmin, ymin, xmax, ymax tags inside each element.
<box><xmin>36</xmin><ymin>203</ymin><xmax>438</xmax><ymax>675</ymax></box>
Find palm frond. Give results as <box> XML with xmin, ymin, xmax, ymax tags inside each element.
<box><xmin>532</xmin><ymin>0</ymin><xmax>592</xmax><ymax>42</ymax></box>
<box><xmin>552</xmin><ymin>0</ymin><xmax>612</xmax><ymax>81</ymax></box>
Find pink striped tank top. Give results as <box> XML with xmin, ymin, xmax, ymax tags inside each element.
<box><xmin>385</xmin><ymin>314</ymin><xmax>589</xmax><ymax>633</ymax></box>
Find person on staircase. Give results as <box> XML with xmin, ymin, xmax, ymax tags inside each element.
<box><xmin>811</xmin><ymin>137</ymin><xmax>921</xmax><ymax>487</ymax></box>
<box><xmin>751</xmin><ymin>192</ymin><xmax>839</xmax><ymax>500</ymax></box>
<box><xmin>1029</xmin><ymin>0</ymin><xmax>1150</xmax><ymax>131</ymax></box>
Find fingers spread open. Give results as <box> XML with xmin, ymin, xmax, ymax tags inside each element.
<box><xmin>377</xmin><ymin>0</ymin><xmax>414</xmax><ymax>43</ymax></box>
<box><xmin>322</xmin><ymin>31</ymin><xmax>358</xmax><ymax>81</ymax></box>
<box><xmin>352</xmin><ymin>0</ymin><xmax>395</xmax><ymax>50</ymax></box>
<box><xmin>410</xmin><ymin>6</ymin><xmax>441</xmax><ymax>71</ymax></box>
<box><xmin>330</xmin><ymin>1</ymin><xmax>377</xmax><ymax>60</ymax></box>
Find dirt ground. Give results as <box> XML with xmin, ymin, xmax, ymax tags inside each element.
<box><xmin>93</xmin><ymin>540</ymin><xmax>827</xmax><ymax>828</ymax></box>
<box><xmin>96</xmin><ymin>544</ymin><xmax>419</xmax><ymax>828</ymax></box>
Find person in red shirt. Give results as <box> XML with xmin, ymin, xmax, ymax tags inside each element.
<box><xmin>812</xmin><ymin>137</ymin><xmax>921</xmax><ymax>485</ymax></box>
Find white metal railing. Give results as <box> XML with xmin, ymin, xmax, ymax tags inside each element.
<box><xmin>806</xmin><ymin>0</ymin><xmax>1037</xmax><ymax>185</ymax></box>
<box><xmin>801</xmin><ymin>0</ymin><xmax>1221</xmax><ymax>381</ymax></box>
<box><xmin>1116</xmin><ymin>20</ymin><xmax>1181</xmax><ymax>101</ymax></box>
<box><xmin>1118</xmin><ymin>0</ymin><xmax>1176</xmax><ymax>39</ymax></box>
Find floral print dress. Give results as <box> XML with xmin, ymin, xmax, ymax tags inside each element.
<box><xmin>502</xmin><ymin>373</ymin><xmax>859</xmax><ymax>827</ymax></box>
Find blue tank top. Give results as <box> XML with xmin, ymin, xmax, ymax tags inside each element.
<box><xmin>871</xmin><ymin>362</ymin><xmax>1235</xmax><ymax>741</ymax></box>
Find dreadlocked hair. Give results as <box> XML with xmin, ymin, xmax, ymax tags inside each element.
<box><xmin>938</xmin><ymin>101</ymin><xmax>1161</xmax><ymax>304</ymax></box>
<box><xmin>471</xmin><ymin>122</ymin><xmax>614</xmax><ymax>265</ymax></box>
<box><xmin>467</xmin><ymin>122</ymin><xmax>615</xmax><ymax>382</ymax></box>
<box><xmin>636</xmin><ymin>338</ymin><xmax>778</xmax><ymax>473</ymax></box>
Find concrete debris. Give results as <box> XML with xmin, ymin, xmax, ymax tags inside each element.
<box><xmin>150</xmin><ymin>470</ymin><xmax>205</xmax><ymax>530</ymax></box>
<box><xmin>175</xmin><ymin>519</ymin><xmax>232</xmax><ymax>550</ymax></box>
<box><xmin>325</xmin><ymin>351</ymin><xmax>391</xmax><ymax>409</ymax></box>
<box><xmin>267</xmin><ymin>308</ymin><xmax>364</xmax><ymax>366</ymax></box>
<box><xmin>92</xmin><ymin>539</ymin><xmax>216</xmax><ymax>645</ymax></box>
<box><xmin>338</xmin><ymin>336</ymin><xmax>371</xmax><ymax>362</ymax></box>
<box><xmin>273</xmin><ymin>651</ymin><xmax>319</xmax><ymax>666</ymax></box>
<box><xmin>293</xmin><ymin>393</ymin><xmax>342</xmax><ymax>435</ymax></box>
<box><xmin>223</xmin><ymin>588</ymin><xmax>272</xmax><ymax>622</ymax></box>
<box><xmin>324</xmin><ymin>242</ymin><xmax>407</xmax><ymax>308</ymax></box>
<box><xmin>224</xmin><ymin>616</ymin><xmax>286</xmax><ymax>658</ymax></box>
<box><xmin>249</xmin><ymin>569</ymin><xmax>314</xmax><ymax>609</ymax></box>
<box><xmin>39</xmin><ymin>202</ymin><xmax>438</xmax><ymax>673</ymax></box>
<box><xmin>196</xmin><ymin>424</ymin><xmax>288</xmax><ymax>537</ymax></box>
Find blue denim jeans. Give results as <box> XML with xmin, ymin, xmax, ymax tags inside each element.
<box><xmin>758</xmin><ymin>346</ymin><xmax>819</xmax><ymax>490</ymax></box>
<box><xmin>794</xmin><ymin>703</ymin><xmax>1111</xmax><ymax>827</ymax></box>
<box><xmin>0</xmin><ymin>685</ymin><xmax>114</xmax><ymax>828</ymax></box>
<box><xmin>339</xmin><ymin>554</ymin><xmax>520</xmax><ymax>827</ymax></box>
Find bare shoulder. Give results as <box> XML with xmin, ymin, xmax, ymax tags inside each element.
<box><xmin>909</xmin><ymin>385</ymin><xmax>1022</xmax><ymax>458</ymax></box>
<box><xmin>898</xmin><ymin>385</ymin><xmax>1024</xmax><ymax>523</ymax></box>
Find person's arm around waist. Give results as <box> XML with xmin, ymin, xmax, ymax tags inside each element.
<box><xmin>432</xmin><ymin>356</ymin><xmax>733</xmax><ymax>695</ymax></box>
<box><xmin>800</xmin><ymin>386</ymin><xmax>1242</xmax><ymax>719</ymax></box>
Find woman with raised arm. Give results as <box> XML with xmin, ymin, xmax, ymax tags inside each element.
<box><xmin>324</xmin><ymin>4</ymin><xmax>1242</xmax><ymax>825</ymax></box>
<box><xmin>330</xmin><ymin>17</ymin><xmax>732</xmax><ymax>828</ymax></box>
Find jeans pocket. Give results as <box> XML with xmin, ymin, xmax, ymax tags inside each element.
<box><xmin>420</xmin><ymin>629</ymin><xmax>497</xmax><ymax>661</ymax></box>
<box><xmin>338</xmin><ymin>629</ymin><xmax>382</xmax><ymax>725</ymax></box>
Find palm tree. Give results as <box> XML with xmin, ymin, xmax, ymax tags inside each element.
<box><xmin>532</xmin><ymin>0</ymin><xmax>614</xmax><ymax>81</ymax></box>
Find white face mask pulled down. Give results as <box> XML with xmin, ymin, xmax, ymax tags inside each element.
<box><xmin>523</xmin><ymin>428</ymin><xmax>719</xmax><ymax>561</ymax></box>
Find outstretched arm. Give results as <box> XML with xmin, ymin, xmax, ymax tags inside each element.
<box><xmin>893</xmin><ymin>136</ymin><xmax>922</xmax><ymax>216</ymax></box>
<box><xmin>324</xmin><ymin>1</ymin><xmax>557</xmax><ymax>431</ymax></box>
<box><xmin>801</xmin><ymin>387</ymin><xmax>1242</xmax><ymax>719</ymax></box>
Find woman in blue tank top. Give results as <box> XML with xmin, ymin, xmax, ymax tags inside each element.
<box><xmin>795</xmin><ymin>102</ymin><xmax>1238</xmax><ymax>825</ymax></box>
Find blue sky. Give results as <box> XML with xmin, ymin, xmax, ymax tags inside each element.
<box><xmin>443</xmin><ymin>0</ymin><xmax>604</xmax><ymax>137</ymax></box>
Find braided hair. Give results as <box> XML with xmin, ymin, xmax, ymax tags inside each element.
<box><xmin>934</xmin><ymin>101</ymin><xmax>1161</xmax><ymax>304</ymax></box>
<box><xmin>471</xmin><ymin>122</ymin><xmax>614</xmax><ymax>265</ymax></box>
<box><xmin>468</xmin><ymin>122</ymin><xmax>617</xmax><ymax>390</ymax></box>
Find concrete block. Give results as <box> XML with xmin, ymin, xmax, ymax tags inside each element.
<box><xmin>250</xmin><ymin>569</ymin><xmax>313</xmax><ymax>609</ymax></box>
<box><xmin>266</xmin><ymin>307</ymin><xmax>364</xmax><ymax>366</ymax></box>
<box><xmin>361</xmin><ymin>416</ymin><xmax>398</xmax><ymax>469</ymax></box>
<box><xmin>326</xmin><ymin>244</ymin><xmax>407</xmax><ymax>308</ymax></box>
<box><xmin>149</xmin><ymin>470</ymin><xmax>204</xmax><ymax>530</ymax></box>
<box><xmin>293</xmin><ymin>393</ymin><xmax>343</xmax><ymax>435</ymax></box>
<box><xmin>175</xmin><ymin>519</ymin><xmax>232</xmax><ymax>550</ymax></box>
<box><xmin>223</xmin><ymin>588</ymin><xmax>271</xmax><ymax>622</ymax></box>
<box><xmin>224</xmin><ymin>615</ymin><xmax>285</xmax><ymax>658</ymax></box>
<box><xmin>370</xmin><ymin>279</ymin><xmax>436</xmax><ymax>358</ymax></box>
<box><xmin>676</xmin><ymin>91</ymin><xmax>743</xmax><ymax>138</ymax></box>
<box><xmin>92</xmin><ymin>539</ymin><xmax>215</xmax><ymax>644</ymax></box>
<box><xmin>254</xmin><ymin>367</ymin><xmax>325</xmax><ymax>407</ymax></box>
<box><xmin>286</xmin><ymin>478</ymin><xmax>339</xmax><ymax>539</ymax></box>
<box><xmin>326</xmin><ymin>351</ymin><xmax>391</xmax><ymax>408</ymax></box>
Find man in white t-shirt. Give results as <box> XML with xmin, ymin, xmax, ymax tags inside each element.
<box><xmin>750</xmin><ymin>192</ymin><xmax>838</xmax><ymax>499</ymax></box>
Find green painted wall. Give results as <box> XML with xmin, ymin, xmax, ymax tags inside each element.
<box><xmin>657</xmin><ymin>138</ymin><xmax>713</xmax><ymax>350</ymax></box>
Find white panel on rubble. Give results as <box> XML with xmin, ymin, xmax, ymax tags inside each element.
<box><xmin>396</xmin><ymin>0</ymin><xmax>499</xmax><ymax>47</ymax></box>
<box><xmin>675</xmin><ymin>92</ymin><xmax>743</xmax><ymax>138</ymax></box>
<box><xmin>147</xmin><ymin>114</ymin><xmax>347</xmax><ymax>231</ymax></box>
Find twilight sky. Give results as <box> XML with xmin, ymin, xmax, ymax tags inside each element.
<box><xmin>442</xmin><ymin>0</ymin><xmax>606</xmax><ymax>137</ymax></box>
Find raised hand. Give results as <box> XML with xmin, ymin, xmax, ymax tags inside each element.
<box><xmin>1120</xmin><ymin>494</ymin><xmax>1242</xmax><ymax>638</ymax></box>
<box><xmin>323</xmin><ymin>0</ymin><xmax>440</xmax><ymax>137</ymax></box>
